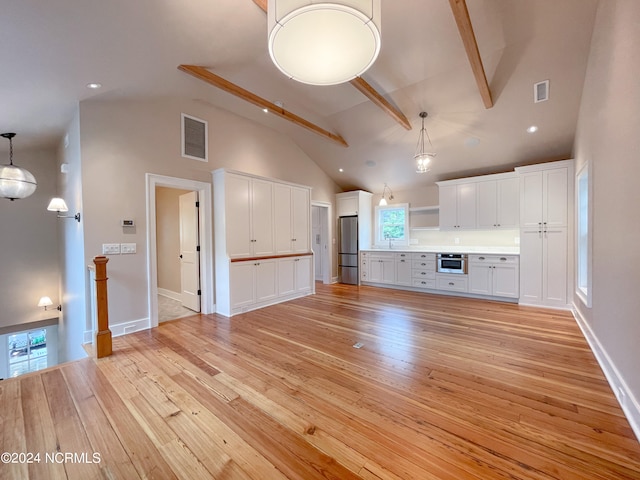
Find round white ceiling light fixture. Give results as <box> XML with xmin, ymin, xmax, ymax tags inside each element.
<box><xmin>268</xmin><ymin>1</ymin><xmax>381</xmax><ymax>86</ymax></box>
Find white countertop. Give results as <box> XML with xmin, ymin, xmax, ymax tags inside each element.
<box><xmin>363</xmin><ymin>246</ymin><xmax>519</xmax><ymax>255</ymax></box>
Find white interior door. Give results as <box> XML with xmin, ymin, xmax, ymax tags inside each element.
<box><xmin>179</xmin><ymin>191</ymin><xmax>200</xmax><ymax>312</ymax></box>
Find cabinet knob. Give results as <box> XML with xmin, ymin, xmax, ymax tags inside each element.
<box><xmin>500</xmin><ymin>257</ymin><xmax>507</xmax><ymax>261</ymax></box>
<box><xmin>479</xmin><ymin>256</ymin><xmax>485</xmax><ymax>260</ymax></box>
<box><xmin>421</xmin><ymin>272</ymin><xmax>426</xmax><ymax>275</ymax></box>
<box><xmin>449</xmin><ymin>282</ymin><xmax>454</xmax><ymax>286</ymax></box>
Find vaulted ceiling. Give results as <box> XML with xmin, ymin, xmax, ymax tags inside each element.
<box><xmin>0</xmin><ymin>0</ymin><xmax>598</xmax><ymax>193</ymax></box>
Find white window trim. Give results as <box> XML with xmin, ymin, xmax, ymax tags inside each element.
<box><xmin>575</xmin><ymin>162</ymin><xmax>592</xmax><ymax>308</ymax></box>
<box><xmin>374</xmin><ymin>203</ymin><xmax>410</xmax><ymax>247</ymax></box>
<box><xmin>0</xmin><ymin>324</ymin><xmax>58</xmax><ymax>379</ymax></box>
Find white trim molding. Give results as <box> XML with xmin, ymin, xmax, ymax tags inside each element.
<box><xmin>573</xmin><ymin>307</ymin><xmax>640</xmax><ymax>442</ymax></box>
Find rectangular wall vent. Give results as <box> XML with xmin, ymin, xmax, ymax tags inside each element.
<box><xmin>181</xmin><ymin>113</ymin><xmax>208</xmax><ymax>162</ymax></box>
<box><xmin>534</xmin><ymin>80</ymin><xmax>550</xmax><ymax>103</ymax></box>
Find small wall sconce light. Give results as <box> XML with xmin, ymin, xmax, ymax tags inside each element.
<box><xmin>38</xmin><ymin>296</ymin><xmax>61</xmax><ymax>311</ymax></box>
<box><xmin>47</xmin><ymin>197</ymin><xmax>80</xmax><ymax>222</ymax></box>
<box><xmin>379</xmin><ymin>183</ymin><xmax>394</xmax><ymax>206</ymax></box>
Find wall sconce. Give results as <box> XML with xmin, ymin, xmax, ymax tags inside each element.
<box><xmin>379</xmin><ymin>183</ymin><xmax>394</xmax><ymax>206</ymax></box>
<box><xmin>38</xmin><ymin>296</ymin><xmax>61</xmax><ymax>311</ymax></box>
<box><xmin>47</xmin><ymin>197</ymin><xmax>80</xmax><ymax>222</ymax></box>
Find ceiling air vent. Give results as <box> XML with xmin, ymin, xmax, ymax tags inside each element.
<box><xmin>534</xmin><ymin>80</ymin><xmax>550</xmax><ymax>103</ymax></box>
<box><xmin>181</xmin><ymin>113</ymin><xmax>208</xmax><ymax>162</ymax></box>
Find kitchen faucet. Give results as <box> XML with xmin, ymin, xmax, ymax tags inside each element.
<box><xmin>385</xmin><ymin>233</ymin><xmax>392</xmax><ymax>249</ymax></box>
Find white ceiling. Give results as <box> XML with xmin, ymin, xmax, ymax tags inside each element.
<box><xmin>0</xmin><ymin>0</ymin><xmax>598</xmax><ymax>193</ymax></box>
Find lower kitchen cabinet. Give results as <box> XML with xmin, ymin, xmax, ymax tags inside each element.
<box><xmin>395</xmin><ymin>253</ymin><xmax>412</xmax><ymax>286</ymax></box>
<box><xmin>368</xmin><ymin>253</ymin><xmax>396</xmax><ymax>284</ymax></box>
<box><xmin>230</xmin><ymin>259</ymin><xmax>278</xmax><ymax>312</ymax></box>
<box><xmin>227</xmin><ymin>255</ymin><xmax>313</xmax><ymax>316</ymax></box>
<box><xmin>468</xmin><ymin>255</ymin><xmax>519</xmax><ymax>298</ymax></box>
<box><xmin>436</xmin><ymin>273</ymin><xmax>469</xmax><ymax>293</ymax></box>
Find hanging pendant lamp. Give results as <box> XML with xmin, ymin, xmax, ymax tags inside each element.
<box><xmin>414</xmin><ymin>112</ymin><xmax>436</xmax><ymax>174</ymax></box>
<box><xmin>268</xmin><ymin>0</ymin><xmax>381</xmax><ymax>86</ymax></box>
<box><xmin>0</xmin><ymin>133</ymin><xmax>37</xmax><ymax>201</ymax></box>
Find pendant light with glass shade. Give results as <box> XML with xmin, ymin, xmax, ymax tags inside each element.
<box><xmin>0</xmin><ymin>133</ymin><xmax>37</xmax><ymax>201</ymax></box>
<box><xmin>414</xmin><ymin>112</ymin><xmax>436</xmax><ymax>173</ymax></box>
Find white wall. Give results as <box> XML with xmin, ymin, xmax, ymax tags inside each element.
<box><xmin>0</xmin><ymin>148</ymin><xmax>59</xmax><ymax>328</ymax></box>
<box><xmin>75</xmin><ymin>97</ymin><xmax>340</xmax><ymax>331</ymax></box>
<box><xmin>57</xmin><ymin>109</ymin><xmax>89</xmax><ymax>363</ymax></box>
<box><xmin>572</xmin><ymin>0</ymin><xmax>640</xmax><ymax>434</ymax></box>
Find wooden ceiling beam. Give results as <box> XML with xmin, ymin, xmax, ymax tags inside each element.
<box><xmin>349</xmin><ymin>77</ymin><xmax>412</xmax><ymax>130</ymax></box>
<box><xmin>448</xmin><ymin>0</ymin><xmax>493</xmax><ymax>109</ymax></box>
<box><xmin>178</xmin><ymin>65</ymin><xmax>348</xmax><ymax>147</ymax></box>
<box><xmin>252</xmin><ymin>0</ymin><xmax>412</xmax><ymax>130</ymax></box>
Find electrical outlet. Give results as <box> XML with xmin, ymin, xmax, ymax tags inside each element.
<box><xmin>121</xmin><ymin>243</ymin><xmax>136</xmax><ymax>254</ymax></box>
<box><xmin>454</xmin><ymin>237</ymin><xmax>460</xmax><ymax>244</ymax></box>
<box><xmin>102</xmin><ymin>243</ymin><xmax>120</xmax><ymax>255</ymax></box>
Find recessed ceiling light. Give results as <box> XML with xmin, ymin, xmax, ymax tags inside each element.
<box><xmin>464</xmin><ymin>137</ymin><xmax>480</xmax><ymax>147</ymax></box>
<box><xmin>86</xmin><ymin>83</ymin><xmax>102</xmax><ymax>89</ymax></box>
<box><xmin>527</xmin><ymin>125</ymin><xmax>539</xmax><ymax>133</ymax></box>
<box><xmin>338</xmin><ymin>168</ymin><xmax>344</xmax><ymax>172</ymax></box>
<box><xmin>262</xmin><ymin>108</ymin><xmax>269</xmax><ymax>113</ymax></box>
<box><xmin>365</xmin><ymin>160</ymin><xmax>376</xmax><ymax>167</ymax></box>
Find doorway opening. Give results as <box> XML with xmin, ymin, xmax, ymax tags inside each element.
<box><xmin>146</xmin><ymin>174</ymin><xmax>213</xmax><ymax>328</ymax></box>
<box><xmin>311</xmin><ymin>202</ymin><xmax>331</xmax><ymax>284</ymax></box>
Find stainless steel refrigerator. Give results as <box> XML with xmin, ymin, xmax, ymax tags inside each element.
<box><xmin>338</xmin><ymin>216</ymin><xmax>358</xmax><ymax>284</ymax></box>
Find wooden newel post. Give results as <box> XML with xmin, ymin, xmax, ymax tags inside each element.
<box><xmin>94</xmin><ymin>255</ymin><xmax>112</xmax><ymax>358</ymax></box>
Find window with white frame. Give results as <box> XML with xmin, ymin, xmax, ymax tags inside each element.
<box><xmin>576</xmin><ymin>164</ymin><xmax>591</xmax><ymax>307</ymax></box>
<box><xmin>375</xmin><ymin>203</ymin><xmax>409</xmax><ymax>247</ymax></box>
<box><xmin>0</xmin><ymin>324</ymin><xmax>58</xmax><ymax>379</ymax></box>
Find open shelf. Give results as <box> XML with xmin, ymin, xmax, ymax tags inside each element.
<box><xmin>409</xmin><ymin>205</ymin><xmax>439</xmax><ymax>213</ymax></box>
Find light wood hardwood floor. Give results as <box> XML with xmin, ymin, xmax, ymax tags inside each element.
<box><xmin>2</xmin><ymin>283</ymin><xmax>639</xmax><ymax>479</ymax></box>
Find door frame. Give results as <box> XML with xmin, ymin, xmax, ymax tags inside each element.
<box><xmin>311</xmin><ymin>201</ymin><xmax>331</xmax><ymax>284</ymax></box>
<box><xmin>146</xmin><ymin>174</ymin><xmax>214</xmax><ymax>328</ymax></box>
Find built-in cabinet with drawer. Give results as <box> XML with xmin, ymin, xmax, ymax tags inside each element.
<box><xmin>213</xmin><ymin>169</ymin><xmax>314</xmax><ymax>317</ymax></box>
<box><xmin>363</xmin><ymin>251</ymin><xmax>395</xmax><ymax>284</ymax></box>
<box><xmin>395</xmin><ymin>252</ymin><xmax>412</xmax><ymax>286</ymax></box>
<box><xmin>411</xmin><ymin>253</ymin><xmax>436</xmax><ymax>289</ymax></box>
<box><xmin>435</xmin><ymin>273</ymin><xmax>469</xmax><ymax>293</ymax></box>
<box><xmin>468</xmin><ymin>255</ymin><xmax>519</xmax><ymax>298</ymax></box>
<box><xmin>515</xmin><ymin>160</ymin><xmax>573</xmax><ymax>308</ymax></box>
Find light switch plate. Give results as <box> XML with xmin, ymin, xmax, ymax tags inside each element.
<box><xmin>121</xmin><ymin>243</ymin><xmax>136</xmax><ymax>254</ymax></box>
<box><xmin>102</xmin><ymin>243</ymin><xmax>120</xmax><ymax>255</ymax></box>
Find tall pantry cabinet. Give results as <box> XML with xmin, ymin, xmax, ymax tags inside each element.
<box><xmin>515</xmin><ymin>160</ymin><xmax>574</xmax><ymax>308</ymax></box>
<box><xmin>213</xmin><ymin>169</ymin><xmax>314</xmax><ymax>317</ymax></box>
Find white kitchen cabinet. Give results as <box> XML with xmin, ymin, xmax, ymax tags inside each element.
<box><xmin>336</xmin><ymin>190</ymin><xmax>373</xmax><ymax>251</ymax></box>
<box><xmin>213</xmin><ymin>169</ymin><xmax>314</xmax><ymax>317</ymax></box>
<box><xmin>476</xmin><ymin>175</ymin><xmax>519</xmax><ymax>229</ymax></box>
<box><xmin>223</xmin><ymin>174</ymin><xmax>274</xmax><ymax>259</ymax></box>
<box><xmin>436</xmin><ymin>274</ymin><xmax>469</xmax><ymax>293</ymax></box>
<box><xmin>437</xmin><ymin>182</ymin><xmax>477</xmax><ymax>229</ymax></box>
<box><xmin>468</xmin><ymin>255</ymin><xmax>519</xmax><ymax>298</ymax></box>
<box><xmin>411</xmin><ymin>252</ymin><xmax>436</xmax><ymax>289</ymax></box>
<box><xmin>274</xmin><ymin>184</ymin><xmax>310</xmax><ymax>254</ymax></box>
<box><xmin>395</xmin><ymin>252</ymin><xmax>412</xmax><ymax>286</ymax></box>
<box><xmin>368</xmin><ymin>253</ymin><xmax>395</xmax><ymax>284</ymax></box>
<box><xmin>515</xmin><ymin>160</ymin><xmax>573</xmax><ymax>308</ymax></box>
<box><xmin>230</xmin><ymin>258</ymin><xmax>277</xmax><ymax>313</ymax></box>
<box><xmin>278</xmin><ymin>255</ymin><xmax>313</xmax><ymax>296</ymax></box>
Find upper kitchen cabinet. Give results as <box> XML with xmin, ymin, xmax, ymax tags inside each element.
<box><xmin>476</xmin><ymin>174</ymin><xmax>519</xmax><ymax>229</ymax></box>
<box><xmin>274</xmin><ymin>183</ymin><xmax>310</xmax><ymax>254</ymax></box>
<box><xmin>220</xmin><ymin>172</ymin><xmax>274</xmax><ymax>258</ymax></box>
<box><xmin>518</xmin><ymin>162</ymin><xmax>569</xmax><ymax>229</ymax></box>
<box><xmin>336</xmin><ymin>190</ymin><xmax>373</xmax><ymax>250</ymax></box>
<box><xmin>437</xmin><ymin>181</ymin><xmax>477</xmax><ymax>229</ymax></box>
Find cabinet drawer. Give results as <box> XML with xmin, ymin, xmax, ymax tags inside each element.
<box><xmin>394</xmin><ymin>252</ymin><xmax>410</xmax><ymax>260</ymax></box>
<box><xmin>469</xmin><ymin>254</ymin><xmax>518</xmax><ymax>265</ymax></box>
<box><xmin>412</xmin><ymin>269</ymin><xmax>436</xmax><ymax>280</ymax></box>
<box><xmin>411</xmin><ymin>252</ymin><xmax>436</xmax><ymax>261</ymax></box>
<box><xmin>412</xmin><ymin>278</ymin><xmax>436</xmax><ymax>289</ymax></box>
<box><xmin>436</xmin><ymin>274</ymin><xmax>469</xmax><ymax>292</ymax></box>
<box><xmin>412</xmin><ymin>260</ymin><xmax>435</xmax><ymax>270</ymax></box>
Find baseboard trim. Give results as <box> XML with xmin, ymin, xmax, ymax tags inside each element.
<box><xmin>158</xmin><ymin>288</ymin><xmax>182</xmax><ymax>302</ymax></box>
<box><xmin>572</xmin><ymin>306</ymin><xmax>640</xmax><ymax>442</ymax></box>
